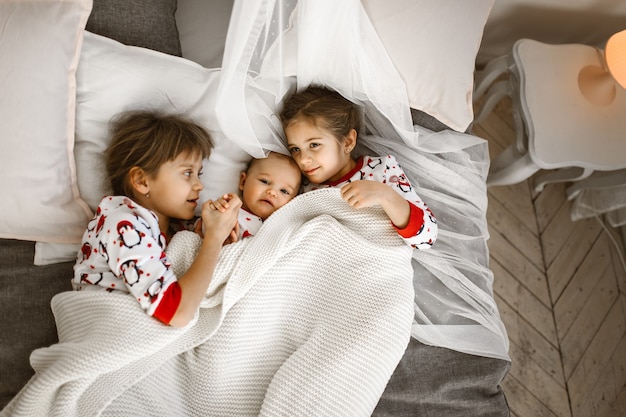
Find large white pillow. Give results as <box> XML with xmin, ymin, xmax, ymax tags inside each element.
<box><xmin>35</xmin><ymin>31</ymin><xmax>255</xmax><ymax>264</ymax></box>
<box><xmin>0</xmin><ymin>0</ymin><xmax>94</xmax><ymax>243</ymax></box>
<box><xmin>74</xmin><ymin>32</ymin><xmax>252</xmax><ymax>212</ymax></box>
<box><xmin>360</xmin><ymin>0</ymin><xmax>495</xmax><ymax>132</ymax></box>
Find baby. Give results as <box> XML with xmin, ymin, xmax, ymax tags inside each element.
<box><xmin>214</xmin><ymin>151</ymin><xmax>302</xmax><ymax>240</ymax></box>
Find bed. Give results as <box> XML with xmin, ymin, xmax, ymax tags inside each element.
<box><xmin>0</xmin><ymin>0</ymin><xmax>511</xmax><ymax>415</ymax></box>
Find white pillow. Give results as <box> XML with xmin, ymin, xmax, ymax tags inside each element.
<box><xmin>74</xmin><ymin>32</ymin><xmax>252</xmax><ymax>213</ymax></box>
<box><xmin>0</xmin><ymin>0</ymin><xmax>94</xmax><ymax>243</ymax></box>
<box><xmin>360</xmin><ymin>0</ymin><xmax>494</xmax><ymax>132</ymax></box>
<box><xmin>36</xmin><ymin>31</ymin><xmax>254</xmax><ymax>264</ymax></box>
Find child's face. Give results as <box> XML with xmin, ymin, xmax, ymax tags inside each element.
<box><xmin>143</xmin><ymin>151</ymin><xmax>204</xmax><ymax>223</ymax></box>
<box><xmin>285</xmin><ymin>118</ymin><xmax>354</xmax><ymax>184</ymax></box>
<box><xmin>239</xmin><ymin>154</ymin><xmax>301</xmax><ymax>220</ymax></box>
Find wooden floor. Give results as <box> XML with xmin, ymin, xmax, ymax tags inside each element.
<box><xmin>471</xmin><ymin>97</ymin><xmax>626</xmax><ymax>417</ymax></box>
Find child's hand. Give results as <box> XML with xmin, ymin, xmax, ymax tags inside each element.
<box><xmin>340</xmin><ymin>180</ymin><xmax>411</xmax><ymax>229</ymax></box>
<box><xmin>193</xmin><ymin>218</ymin><xmax>204</xmax><ymax>238</ymax></box>
<box><xmin>193</xmin><ymin>213</ymin><xmax>237</xmax><ymax>244</ymax></box>
<box><xmin>340</xmin><ymin>180</ymin><xmax>389</xmax><ymax>209</ymax></box>
<box><xmin>201</xmin><ymin>194</ymin><xmax>242</xmax><ymax>243</ymax></box>
<box><xmin>209</xmin><ymin>194</ymin><xmax>241</xmax><ymax>245</ymax></box>
<box><xmin>222</xmin><ymin>222</ymin><xmax>240</xmax><ymax>246</ymax></box>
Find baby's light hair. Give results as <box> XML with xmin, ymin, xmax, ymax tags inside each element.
<box><xmin>246</xmin><ymin>151</ymin><xmax>299</xmax><ymax>174</ymax></box>
<box><xmin>105</xmin><ymin>110</ymin><xmax>213</xmax><ymax>199</ymax></box>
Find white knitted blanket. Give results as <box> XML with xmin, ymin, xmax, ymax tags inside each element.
<box><xmin>2</xmin><ymin>189</ymin><xmax>414</xmax><ymax>417</ymax></box>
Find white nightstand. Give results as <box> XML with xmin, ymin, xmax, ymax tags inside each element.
<box><xmin>474</xmin><ymin>39</ymin><xmax>626</xmax><ymax>194</ymax></box>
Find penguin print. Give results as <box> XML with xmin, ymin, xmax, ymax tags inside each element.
<box><xmin>120</xmin><ymin>259</ymin><xmax>141</xmax><ymax>286</ymax></box>
<box><xmin>95</xmin><ymin>213</ymin><xmax>107</xmax><ymax>237</ymax></box>
<box><xmin>73</xmin><ymin>196</ymin><xmax>183</xmax><ymax>323</ymax></box>
<box><xmin>117</xmin><ymin>220</ymin><xmax>142</xmax><ymax>248</ymax></box>
<box><xmin>366</xmin><ymin>157</ymin><xmax>383</xmax><ymax>170</ymax></box>
<box><xmin>99</xmin><ymin>240</ymin><xmax>109</xmax><ymax>263</ymax></box>
<box><xmin>80</xmin><ymin>272</ymin><xmax>103</xmax><ymax>286</ymax></box>
<box><xmin>388</xmin><ymin>174</ymin><xmax>413</xmax><ymax>193</ymax></box>
<box><xmin>79</xmin><ymin>242</ymin><xmax>92</xmax><ymax>262</ymax></box>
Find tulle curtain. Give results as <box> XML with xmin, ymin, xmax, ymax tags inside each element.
<box><xmin>214</xmin><ymin>0</ymin><xmax>510</xmax><ymax>360</ymax></box>
<box><xmin>215</xmin><ymin>0</ymin><xmax>418</xmax><ymax>156</ymax></box>
<box><xmin>569</xmin><ymin>169</ymin><xmax>626</xmax><ymax>228</ymax></box>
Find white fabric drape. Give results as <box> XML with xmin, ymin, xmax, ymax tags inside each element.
<box><xmin>569</xmin><ymin>169</ymin><xmax>626</xmax><ymax>228</ymax></box>
<box><xmin>214</xmin><ymin>0</ymin><xmax>509</xmax><ymax>360</ymax></box>
<box><xmin>216</xmin><ymin>0</ymin><xmax>418</xmax><ymax>156</ymax></box>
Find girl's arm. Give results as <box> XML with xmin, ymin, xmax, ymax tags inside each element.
<box><xmin>340</xmin><ymin>155</ymin><xmax>437</xmax><ymax>249</ymax></box>
<box><xmin>341</xmin><ymin>180</ymin><xmax>436</xmax><ymax>249</ymax></box>
<box><xmin>168</xmin><ymin>194</ymin><xmax>241</xmax><ymax>327</ymax></box>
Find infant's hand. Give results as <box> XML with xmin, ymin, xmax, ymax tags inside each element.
<box><xmin>210</xmin><ymin>194</ymin><xmax>235</xmax><ymax>212</ymax></box>
<box><xmin>340</xmin><ymin>180</ymin><xmax>389</xmax><ymax>209</ymax></box>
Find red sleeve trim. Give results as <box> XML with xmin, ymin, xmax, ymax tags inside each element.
<box><xmin>153</xmin><ymin>281</ymin><xmax>182</xmax><ymax>325</ymax></box>
<box><xmin>393</xmin><ymin>202</ymin><xmax>424</xmax><ymax>238</ymax></box>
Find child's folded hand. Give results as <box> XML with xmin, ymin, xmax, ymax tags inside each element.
<box><xmin>201</xmin><ymin>194</ymin><xmax>242</xmax><ymax>243</ymax></box>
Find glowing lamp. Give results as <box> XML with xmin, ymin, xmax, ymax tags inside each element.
<box><xmin>578</xmin><ymin>29</ymin><xmax>626</xmax><ymax>106</ymax></box>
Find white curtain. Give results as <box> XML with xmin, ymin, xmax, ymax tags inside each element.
<box><xmin>213</xmin><ymin>0</ymin><xmax>510</xmax><ymax>361</ymax></box>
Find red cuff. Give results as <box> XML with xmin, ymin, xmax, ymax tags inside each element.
<box><xmin>153</xmin><ymin>281</ymin><xmax>182</xmax><ymax>325</ymax></box>
<box><xmin>393</xmin><ymin>203</ymin><xmax>424</xmax><ymax>238</ymax></box>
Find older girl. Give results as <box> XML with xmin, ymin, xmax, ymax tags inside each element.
<box><xmin>280</xmin><ymin>86</ymin><xmax>437</xmax><ymax>249</ymax></box>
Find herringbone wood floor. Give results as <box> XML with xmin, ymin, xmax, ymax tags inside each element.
<box><xmin>471</xmin><ymin>97</ymin><xmax>626</xmax><ymax>417</ymax></box>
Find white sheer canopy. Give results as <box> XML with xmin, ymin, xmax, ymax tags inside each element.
<box><xmin>213</xmin><ymin>0</ymin><xmax>509</xmax><ymax>360</ymax></box>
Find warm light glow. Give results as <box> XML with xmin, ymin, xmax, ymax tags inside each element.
<box><xmin>605</xmin><ymin>29</ymin><xmax>626</xmax><ymax>89</ymax></box>
<box><xmin>578</xmin><ymin>64</ymin><xmax>615</xmax><ymax>106</ymax></box>
<box><xmin>578</xmin><ymin>29</ymin><xmax>626</xmax><ymax>106</ymax></box>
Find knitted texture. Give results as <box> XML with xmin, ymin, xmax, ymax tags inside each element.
<box><xmin>2</xmin><ymin>188</ymin><xmax>414</xmax><ymax>417</ymax></box>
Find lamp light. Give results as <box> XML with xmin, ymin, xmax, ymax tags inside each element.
<box><xmin>578</xmin><ymin>29</ymin><xmax>626</xmax><ymax>106</ymax></box>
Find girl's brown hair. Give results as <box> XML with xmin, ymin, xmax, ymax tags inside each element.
<box><xmin>105</xmin><ymin>110</ymin><xmax>213</xmax><ymax>198</ymax></box>
<box><xmin>279</xmin><ymin>86</ymin><xmax>361</xmax><ymax>142</ymax></box>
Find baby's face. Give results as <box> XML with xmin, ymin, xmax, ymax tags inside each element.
<box><xmin>239</xmin><ymin>154</ymin><xmax>301</xmax><ymax>220</ymax></box>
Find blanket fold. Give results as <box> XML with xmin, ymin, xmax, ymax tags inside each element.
<box><xmin>2</xmin><ymin>189</ymin><xmax>415</xmax><ymax>417</ymax></box>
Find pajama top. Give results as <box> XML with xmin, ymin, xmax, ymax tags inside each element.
<box><xmin>303</xmin><ymin>155</ymin><xmax>437</xmax><ymax>249</ymax></box>
<box><xmin>72</xmin><ymin>196</ymin><xmax>181</xmax><ymax>324</ymax></box>
<box><xmin>237</xmin><ymin>208</ymin><xmax>263</xmax><ymax>239</ymax></box>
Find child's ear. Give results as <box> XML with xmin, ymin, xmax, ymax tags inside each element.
<box><xmin>129</xmin><ymin>166</ymin><xmax>150</xmax><ymax>196</ymax></box>
<box><xmin>238</xmin><ymin>172</ymin><xmax>248</xmax><ymax>191</ymax></box>
<box><xmin>344</xmin><ymin>129</ymin><xmax>357</xmax><ymax>153</ymax></box>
